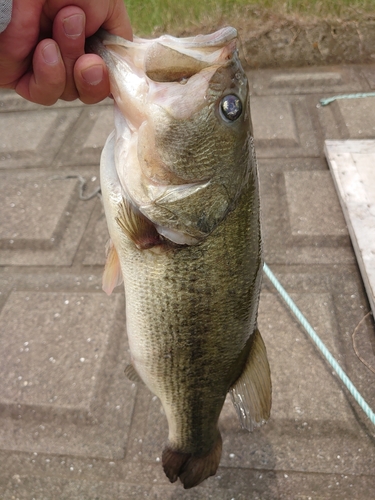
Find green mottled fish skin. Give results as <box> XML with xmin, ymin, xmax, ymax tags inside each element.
<box><xmin>121</xmin><ymin>140</ymin><xmax>261</xmax><ymax>457</ymax></box>
<box><xmin>92</xmin><ymin>28</ymin><xmax>268</xmax><ymax>486</ymax></box>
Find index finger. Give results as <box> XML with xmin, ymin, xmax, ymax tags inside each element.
<box><xmin>43</xmin><ymin>0</ymin><xmax>133</xmax><ymax>40</ymax></box>
<box><xmin>100</xmin><ymin>0</ymin><xmax>133</xmax><ymax>40</ymax></box>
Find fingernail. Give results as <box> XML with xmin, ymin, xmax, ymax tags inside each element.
<box><xmin>63</xmin><ymin>13</ymin><xmax>84</xmax><ymax>38</ymax></box>
<box><xmin>42</xmin><ymin>42</ymin><xmax>59</xmax><ymax>65</ymax></box>
<box><xmin>82</xmin><ymin>65</ymin><xmax>104</xmax><ymax>85</ymax></box>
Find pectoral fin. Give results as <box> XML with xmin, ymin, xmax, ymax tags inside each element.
<box><xmin>116</xmin><ymin>197</ymin><xmax>162</xmax><ymax>250</ymax></box>
<box><xmin>230</xmin><ymin>328</ymin><xmax>272</xmax><ymax>431</ymax></box>
<box><xmin>102</xmin><ymin>239</ymin><xmax>123</xmax><ymax>295</ymax></box>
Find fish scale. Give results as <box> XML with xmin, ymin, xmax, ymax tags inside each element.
<box><xmin>120</xmin><ymin>167</ymin><xmax>261</xmax><ymax>450</ymax></box>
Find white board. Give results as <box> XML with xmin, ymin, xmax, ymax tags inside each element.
<box><xmin>325</xmin><ymin>140</ymin><xmax>375</xmax><ymax>316</ymax></box>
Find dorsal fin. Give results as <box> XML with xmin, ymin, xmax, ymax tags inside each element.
<box><xmin>230</xmin><ymin>328</ymin><xmax>272</xmax><ymax>431</ymax></box>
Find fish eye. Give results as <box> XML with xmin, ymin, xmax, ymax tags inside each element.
<box><xmin>220</xmin><ymin>94</ymin><xmax>242</xmax><ymax>122</ymax></box>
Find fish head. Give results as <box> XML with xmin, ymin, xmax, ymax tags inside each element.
<box><xmin>89</xmin><ymin>28</ymin><xmax>254</xmax><ymax>244</ymax></box>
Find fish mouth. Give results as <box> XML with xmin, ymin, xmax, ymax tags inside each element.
<box><xmin>86</xmin><ymin>27</ymin><xmax>242</xmax><ymax>126</ymax></box>
<box><xmin>86</xmin><ymin>26</ymin><xmax>237</xmax><ymax>52</ymax></box>
<box><xmin>86</xmin><ymin>27</ymin><xmax>238</xmax><ymax>83</ymax></box>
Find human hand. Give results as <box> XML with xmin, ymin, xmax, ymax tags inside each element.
<box><xmin>0</xmin><ymin>0</ymin><xmax>132</xmax><ymax>105</ymax></box>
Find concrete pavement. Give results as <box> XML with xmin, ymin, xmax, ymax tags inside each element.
<box><xmin>0</xmin><ymin>63</ymin><xmax>375</xmax><ymax>499</ymax></box>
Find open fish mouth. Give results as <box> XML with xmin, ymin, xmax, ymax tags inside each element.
<box><xmin>88</xmin><ymin>27</ymin><xmax>238</xmax><ymax>82</ymax></box>
<box><xmin>86</xmin><ymin>27</ymin><xmax>241</xmax><ymax>123</ymax></box>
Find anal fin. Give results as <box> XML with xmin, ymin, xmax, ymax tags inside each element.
<box><xmin>124</xmin><ymin>363</ymin><xmax>144</xmax><ymax>385</ymax></box>
<box><xmin>230</xmin><ymin>328</ymin><xmax>272</xmax><ymax>431</ymax></box>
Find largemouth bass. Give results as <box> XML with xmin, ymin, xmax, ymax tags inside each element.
<box><xmin>88</xmin><ymin>27</ymin><xmax>271</xmax><ymax>489</ymax></box>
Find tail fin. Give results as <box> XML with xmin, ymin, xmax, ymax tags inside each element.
<box><xmin>162</xmin><ymin>432</ymin><xmax>222</xmax><ymax>489</ymax></box>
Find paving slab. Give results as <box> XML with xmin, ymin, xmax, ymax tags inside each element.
<box><xmin>0</xmin><ymin>108</ymin><xmax>82</xmax><ymax>169</ymax></box>
<box><xmin>54</xmin><ymin>106</ymin><xmax>114</xmax><ymax>167</ymax></box>
<box><xmin>259</xmin><ymin>158</ymin><xmax>354</xmax><ymax>266</ymax></box>
<box><xmin>318</xmin><ymin>95</ymin><xmax>375</xmax><ymax>141</ymax></box>
<box><xmin>1</xmin><ymin>63</ymin><xmax>375</xmax><ymax>499</ymax></box>
<box><xmin>0</xmin><ymin>169</ymin><xmax>98</xmax><ymax>266</ymax></box>
<box><xmin>284</xmin><ymin>170</ymin><xmax>348</xmax><ymax>237</ymax></box>
<box><xmin>252</xmin><ymin>95</ymin><xmax>319</xmax><ymax>157</ymax></box>
<box><xmin>0</xmin><ymin>289</ymin><xmax>135</xmax><ymax>459</ymax></box>
<box><xmin>250</xmin><ymin>65</ymin><xmax>367</xmax><ymax>96</ymax></box>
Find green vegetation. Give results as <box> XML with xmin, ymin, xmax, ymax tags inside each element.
<box><xmin>125</xmin><ymin>0</ymin><xmax>375</xmax><ymax>35</ymax></box>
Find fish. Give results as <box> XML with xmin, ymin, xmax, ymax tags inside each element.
<box><xmin>87</xmin><ymin>27</ymin><xmax>271</xmax><ymax>489</ymax></box>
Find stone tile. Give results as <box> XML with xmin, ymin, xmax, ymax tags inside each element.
<box><xmin>0</xmin><ymin>169</ymin><xmax>96</xmax><ymax>265</ymax></box>
<box><xmin>361</xmin><ymin>65</ymin><xmax>375</xmax><ymax>89</ymax></box>
<box><xmin>320</xmin><ymin>97</ymin><xmax>375</xmax><ymax>140</ymax></box>
<box><xmin>214</xmin><ymin>468</ymin><xmax>375</xmax><ymax>500</ymax></box>
<box><xmin>350</xmin><ymin>311</ymin><xmax>375</xmax><ymax>376</ymax></box>
<box><xmin>221</xmin><ymin>291</ymin><xmax>374</xmax><ymax>473</ymax></box>
<box><xmin>83</xmin><ymin>107</ymin><xmax>114</xmax><ymax>149</ymax></box>
<box><xmin>284</xmin><ymin>171</ymin><xmax>348</xmax><ymax>237</ymax></box>
<box><xmin>258</xmin><ymin>292</ymin><xmax>345</xmax><ymax>419</ymax></box>
<box><xmin>336</xmin><ymin>97</ymin><xmax>375</xmax><ymax>139</ymax></box>
<box><xmin>252</xmin><ymin>96</ymin><xmax>319</xmax><ymax>157</ymax></box>
<box><xmin>55</xmin><ymin>106</ymin><xmax>114</xmax><ymax>167</ymax></box>
<box><xmin>0</xmin><ymin>477</ymin><xmax>6</xmax><ymax>497</ymax></box>
<box><xmin>328</xmin><ymin>275</ymin><xmax>375</xmax><ymax>437</ymax></box>
<box><xmin>270</xmin><ymin>71</ymin><xmax>343</xmax><ymax>90</ymax></box>
<box><xmin>0</xmin><ymin>270</ymin><xmax>105</xmax><ymax>299</ymax></box>
<box><xmin>3</xmin><ymin>475</ymin><xmax>151</xmax><ymax>500</ymax></box>
<box><xmin>82</xmin><ymin>206</ymin><xmax>109</xmax><ymax>267</ymax></box>
<box><xmin>251</xmin><ymin>66</ymin><xmax>365</xmax><ymax>96</ymax></box>
<box><xmin>0</xmin><ymin>88</ymin><xmax>112</xmax><ymax>112</ymax></box>
<box><xmin>258</xmin><ymin>160</ymin><xmax>354</xmax><ymax>265</ymax></box>
<box><xmin>3</xmin><ymin>466</ymin><xmax>375</xmax><ymax>499</ymax></box>
<box><xmin>0</xmin><ymin>108</ymin><xmax>81</xmax><ymax>168</ymax></box>
<box><xmin>252</xmin><ymin>97</ymin><xmax>298</xmax><ymax>148</ymax></box>
<box><xmin>262</xmin><ymin>267</ymin><xmax>375</xmax><ymax>435</ymax></box>
<box><xmin>0</xmin><ymin>289</ymin><xmax>135</xmax><ymax>459</ymax></box>
<box><xmin>1</xmin><ymin>470</ymin><xmax>290</xmax><ymax>500</ymax></box>
<box><xmin>276</xmin><ymin>471</ymin><xmax>375</xmax><ymax>500</ymax></box>
<box><xmin>0</xmin><ymin>449</ymin><xmax>137</xmax><ymax>484</ymax></box>
<box><xmin>1</xmin><ymin>113</ymin><xmax>58</xmax><ymax>151</ymax></box>
<box><xmin>149</xmin><ymin>471</ymin><xmax>279</xmax><ymax>500</ymax></box>
<box><xmin>1</xmin><ymin>291</ymin><xmax>107</xmax><ymax>409</ymax></box>
<box><xmin>204</xmin><ymin>469</ymin><xmax>279</xmax><ymax>500</ymax></box>
<box><xmin>317</xmin><ymin>99</ymin><xmax>344</xmax><ymax>141</ymax></box>
<box><xmin>0</xmin><ymin>174</ymin><xmax>76</xmax><ymax>247</ymax></box>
